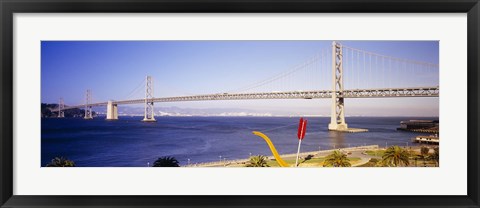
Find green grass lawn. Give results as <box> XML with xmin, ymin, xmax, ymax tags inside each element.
<box><xmin>365</xmin><ymin>150</ymin><xmax>385</xmax><ymax>157</ymax></box>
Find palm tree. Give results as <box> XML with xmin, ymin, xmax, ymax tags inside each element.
<box><xmin>323</xmin><ymin>150</ymin><xmax>351</xmax><ymax>167</ymax></box>
<box><xmin>245</xmin><ymin>155</ymin><xmax>269</xmax><ymax>167</ymax></box>
<box><xmin>153</xmin><ymin>156</ymin><xmax>180</xmax><ymax>167</ymax></box>
<box><xmin>46</xmin><ymin>156</ymin><xmax>75</xmax><ymax>167</ymax></box>
<box><xmin>380</xmin><ymin>146</ymin><xmax>410</xmax><ymax>167</ymax></box>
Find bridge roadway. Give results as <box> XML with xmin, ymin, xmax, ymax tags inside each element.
<box><xmin>55</xmin><ymin>86</ymin><xmax>439</xmax><ymax>111</ymax></box>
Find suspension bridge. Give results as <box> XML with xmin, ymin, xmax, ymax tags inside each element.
<box><xmin>50</xmin><ymin>41</ymin><xmax>439</xmax><ymax>132</ymax></box>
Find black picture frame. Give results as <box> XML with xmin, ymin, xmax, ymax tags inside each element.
<box><xmin>1</xmin><ymin>0</ymin><xmax>479</xmax><ymax>207</ymax></box>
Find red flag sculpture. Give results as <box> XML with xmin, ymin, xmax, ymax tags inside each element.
<box><xmin>296</xmin><ymin>118</ymin><xmax>308</xmax><ymax>167</ymax></box>
<box><xmin>297</xmin><ymin>118</ymin><xmax>307</xmax><ymax>140</ymax></box>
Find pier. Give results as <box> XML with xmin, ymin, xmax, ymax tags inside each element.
<box><xmin>414</xmin><ymin>135</ymin><xmax>439</xmax><ymax>144</ymax></box>
<box><xmin>397</xmin><ymin>120</ymin><xmax>439</xmax><ymax>133</ymax></box>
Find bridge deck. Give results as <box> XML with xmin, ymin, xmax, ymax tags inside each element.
<box><xmin>55</xmin><ymin>86</ymin><xmax>439</xmax><ymax>111</ymax></box>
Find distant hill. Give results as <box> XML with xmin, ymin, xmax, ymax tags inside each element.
<box><xmin>41</xmin><ymin>103</ymin><xmax>96</xmax><ymax>118</ymax></box>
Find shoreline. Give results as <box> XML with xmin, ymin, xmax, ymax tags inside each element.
<box><xmin>187</xmin><ymin>145</ymin><xmax>378</xmax><ymax>167</ymax></box>
<box><xmin>187</xmin><ymin>144</ymin><xmax>437</xmax><ymax>167</ymax></box>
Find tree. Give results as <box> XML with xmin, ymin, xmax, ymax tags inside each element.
<box><xmin>380</xmin><ymin>146</ymin><xmax>410</xmax><ymax>167</ymax></box>
<box><xmin>323</xmin><ymin>150</ymin><xmax>351</xmax><ymax>167</ymax></box>
<box><xmin>358</xmin><ymin>158</ymin><xmax>380</xmax><ymax>167</ymax></box>
<box><xmin>245</xmin><ymin>155</ymin><xmax>269</xmax><ymax>167</ymax></box>
<box><xmin>432</xmin><ymin>147</ymin><xmax>439</xmax><ymax>166</ymax></box>
<box><xmin>420</xmin><ymin>146</ymin><xmax>430</xmax><ymax>167</ymax></box>
<box><xmin>421</xmin><ymin>146</ymin><xmax>430</xmax><ymax>156</ymax></box>
<box><xmin>153</xmin><ymin>156</ymin><xmax>180</xmax><ymax>167</ymax></box>
<box><xmin>46</xmin><ymin>156</ymin><xmax>75</xmax><ymax>167</ymax></box>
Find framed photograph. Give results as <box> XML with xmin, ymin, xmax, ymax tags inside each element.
<box><xmin>1</xmin><ymin>0</ymin><xmax>479</xmax><ymax>207</ymax></box>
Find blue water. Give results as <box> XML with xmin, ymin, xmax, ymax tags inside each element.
<box><xmin>41</xmin><ymin>116</ymin><xmax>435</xmax><ymax>167</ymax></box>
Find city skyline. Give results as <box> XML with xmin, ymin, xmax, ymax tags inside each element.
<box><xmin>41</xmin><ymin>40</ymin><xmax>439</xmax><ymax>117</ymax></box>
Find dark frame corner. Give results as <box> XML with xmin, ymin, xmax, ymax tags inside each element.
<box><xmin>1</xmin><ymin>0</ymin><xmax>479</xmax><ymax>207</ymax></box>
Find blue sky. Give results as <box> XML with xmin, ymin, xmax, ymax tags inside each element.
<box><xmin>41</xmin><ymin>41</ymin><xmax>439</xmax><ymax>116</ymax></box>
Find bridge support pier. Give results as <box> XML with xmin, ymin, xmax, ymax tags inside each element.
<box><xmin>84</xmin><ymin>106</ymin><xmax>93</xmax><ymax>119</ymax></box>
<box><xmin>142</xmin><ymin>75</ymin><xmax>156</xmax><ymax>122</ymax></box>
<box><xmin>328</xmin><ymin>41</ymin><xmax>368</xmax><ymax>133</ymax></box>
<box><xmin>106</xmin><ymin>101</ymin><xmax>118</xmax><ymax>120</ymax></box>
<box><xmin>58</xmin><ymin>98</ymin><xmax>65</xmax><ymax>118</ymax></box>
<box><xmin>328</xmin><ymin>41</ymin><xmax>348</xmax><ymax>131</ymax></box>
<box><xmin>84</xmin><ymin>89</ymin><xmax>93</xmax><ymax>119</ymax></box>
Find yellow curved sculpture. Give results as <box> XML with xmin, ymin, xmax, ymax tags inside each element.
<box><xmin>252</xmin><ymin>131</ymin><xmax>290</xmax><ymax>167</ymax></box>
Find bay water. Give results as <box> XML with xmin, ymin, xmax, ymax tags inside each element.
<box><xmin>41</xmin><ymin>116</ymin><xmax>436</xmax><ymax>167</ymax></box>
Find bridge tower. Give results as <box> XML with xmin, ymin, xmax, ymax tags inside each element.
<box><xmin>142</xmin><ymin>75</ymin><xmax>156</xmax><ymax>122</ymax></box>
<box><xmin>106</xmin><ymin>100</ymin><xmax>118</xmax><ymax>120</ymax></box>
<box><xmin>328</xmin><ymin>41</ymin><xmax>348</xmax><ymax>131</ymax></box>
<box><xmin>84</xmin><ymin>89</ymin><xmax>93</xmax><ymax>119</ymax></box>
<box><xmin>58</xmin><ymin>98</ymin><xmax>65</xmax><ymax>118</ymax></box>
